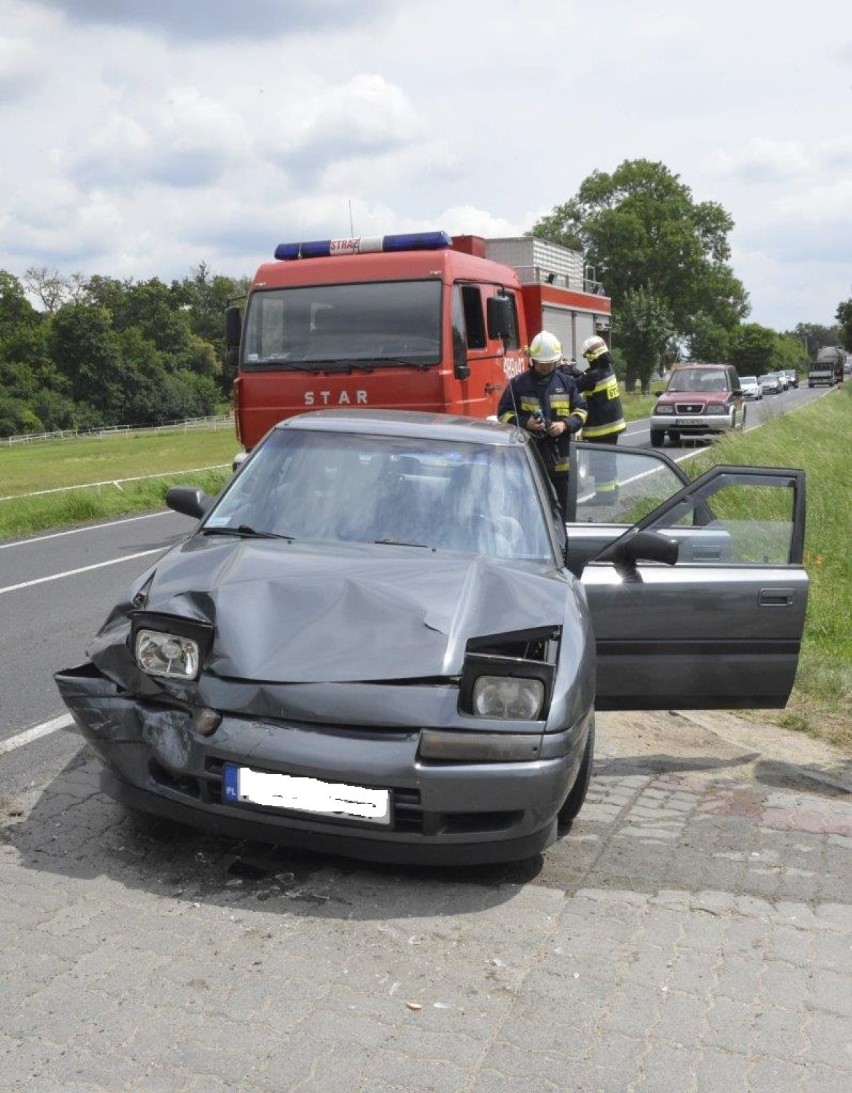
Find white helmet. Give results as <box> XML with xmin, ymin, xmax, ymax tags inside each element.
<box><xmin>582</xmin><ymin>335</ymin><xmax>609</xmax><ymax>361</ymax></box>
<box><xmin>529</xmin><ymin>330</ymin><xmax>562</xmax><ymax>364</ymax></box>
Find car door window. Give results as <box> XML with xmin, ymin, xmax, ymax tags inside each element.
<box><xmin>564</xmin><ymin>443</ymin><xmax>689</xmax><ymax>572</ymax></box>
<box><xmin>628</xmin><ymin>466</ymin><xmax>805</xmax><ymax>566</ymax></box>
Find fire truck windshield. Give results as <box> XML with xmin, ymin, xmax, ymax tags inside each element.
<box><xmin>242</xmin><ymin>280</ymin><xmax>442</xmax><ymax>371</ymax></box>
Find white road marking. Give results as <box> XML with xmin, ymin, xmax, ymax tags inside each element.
<box><xmin>0</xmin><ymin>510</ymin><xmax>174</xmax><ymax>550</ymax></box>
<box><xmin>0</xmin><ymin>714</ymin><xmax>74</xmax><ymax>754</ymax></box>
<box><xmin>0</xmin><ymin>547</ymin><xmax>163</xmax><ymax>596</ymax></box>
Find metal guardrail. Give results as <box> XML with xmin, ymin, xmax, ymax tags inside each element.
<box><xmin>3</xmin><ymin>414</ymin><xmax>233</xmax><ymax>446</ymax></box>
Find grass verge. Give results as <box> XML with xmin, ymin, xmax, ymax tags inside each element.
<box><xmin>688</xmin><ymin>385</ymin><xmax>851</xmax><ymax>751</ymax></box>
<box><xmin>0</xmin><ymin>429</ymin><xmax>237</xmax><ymax>539</ymax></box>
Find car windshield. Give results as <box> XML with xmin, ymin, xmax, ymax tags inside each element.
<box><xmin>205</xmin><ymin>428</ymin><xmax>556</xmax><ymax>563</ymax></box>
<box><xmin>242</xmin><ymin>280</ymin><xmax>442</xmax><ymax>369</ymax></box>
<box><xmin>666</xmin><ymin>368</ymin><xmax>728</xmax><ymax>392</ymax></box>
<box><xmin>740</xmin><ymin>376</ymin><xmax>757</xmax><ymax>385</ymax></box>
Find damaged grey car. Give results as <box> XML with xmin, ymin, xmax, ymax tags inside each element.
<box><xmin>55</xmin><ymin>410</ymin><xmax>808</xmax><ymax>865</ymax></box>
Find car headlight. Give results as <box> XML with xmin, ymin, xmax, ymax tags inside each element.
<box><xmin>472</xmin><ymin>676</ymin><xmax>544</xmax><ymax>720</ymax></box>
<box><xmin>705</xmin><ymin>405</ymin><xmax>730</xmax><ymax>416</ymax></box>
<box><xmin>135</xmin><ymin>630</ymin><xmax>201</xmax><ymax>679</ymax></box>
<box><xmin>654</xmin><ymin>405</ymin><xmax>674</xmax><ymax>415</ymax></box>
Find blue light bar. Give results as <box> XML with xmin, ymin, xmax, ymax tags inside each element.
<box><xmin>274</xmin><ymin>231</ymin><xmax>452</xmax><ymax>261</ymax></box>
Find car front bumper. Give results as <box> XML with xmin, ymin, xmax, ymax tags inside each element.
<box><xmin>650</xmin><ymin>413</ymin><xmax>735</xmax><ymax>436</ymax></box>
<box><xmin>55</xmin><ymin>663</ymin><xmax>592</xmax><ymax>866</ymax></box>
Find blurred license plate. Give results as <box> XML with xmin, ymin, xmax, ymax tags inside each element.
<box><xmin>675</xmin><ymin>418</ymin><xmax>702</xmax><ymax>425</ymax></box>
<box><xmin>223</xmin><ymin>765</ymin><xmax>390</xmax><ymax>825</ymax></box>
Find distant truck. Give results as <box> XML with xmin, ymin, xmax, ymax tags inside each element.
<box><xmin>225</xmin><ymin>231</ymin><xmax>612</xmax><ymax>451</ymax></box>
<box><xmin>808</xmin><ymin>346</ymin><xmax>847</xmax><ymax>387</ymax></box>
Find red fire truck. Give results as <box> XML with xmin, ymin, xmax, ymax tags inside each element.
<box><xmin>225</xmin><ymin>231</ymin><xmax>611</xmax><ymax>451</ymax></box>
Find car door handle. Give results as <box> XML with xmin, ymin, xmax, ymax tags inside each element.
<box><xmin>758</xmin><ymin>588</ymin><xmax>795</xmax><ymax>607</ymax></box>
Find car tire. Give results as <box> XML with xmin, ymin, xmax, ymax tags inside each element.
<box><xmin>668</xmin><ymin>430</ymin><xmax>681</xmax><ymax>446</ymax></box>
<box><xmin>650</xmin><ymin>428</ymin><xmax>665</xmax><ymax>447</ymax></box>
<box><xmin>558</xmin><ymin>720</ymin><xmax>595</xmax><ymax>827</ymax></box>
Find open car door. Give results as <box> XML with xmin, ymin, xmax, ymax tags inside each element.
<box><xmin>565</xmin><ymin>442</ymin><xmax>808</xmax><ymax>711</ymax></box>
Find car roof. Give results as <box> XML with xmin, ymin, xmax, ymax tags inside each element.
<box><xmin>275</xmin><ymin>408</ymin><xmax>523</xmax><ymax>447</ymax></box>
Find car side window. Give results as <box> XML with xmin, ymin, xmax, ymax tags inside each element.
<box><xmin>638</xmin><ymin>469</ymin><xmax>804</xmax><ymax>566</ymax></box>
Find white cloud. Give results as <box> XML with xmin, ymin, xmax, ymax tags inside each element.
<box><xmin>1</xmin><ymin>0</ymin><xmax>851</xmax><ymax>330</ymax></box>
<box><xmin>706</xmin><ymin>140</ymin><xmax>812</xmax><ymax>183</ymax></box>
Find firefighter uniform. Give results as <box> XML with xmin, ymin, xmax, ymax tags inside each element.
<box><xmin>574</xmin><ymin>364</ymin><xmax>626</xmax><ymax>440</ymax></box>
<box><xmin>575</xmin><ymin>337</ymin><xmax>625</xmax><ymax>500</ymax></box>
<box><xmin>498</xmin><ymin>366</ymin><xmax>587</xmax><ymax>515</ymax></box>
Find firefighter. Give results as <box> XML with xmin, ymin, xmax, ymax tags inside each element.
<box><xmin>498</xmin><ymin>330</ymin><xmax>587</xmax><ymax>516</ymax></box>
<box><xmin>573</xmin><ymin>335</ymin><xmax>625</xmax><ymax>502</ymax></box>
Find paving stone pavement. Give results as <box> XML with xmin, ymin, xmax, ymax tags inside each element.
<box><xmin>0</xmin><ymin>711</ymin><xmax>850</xmax><ymax>1092</ymax></box>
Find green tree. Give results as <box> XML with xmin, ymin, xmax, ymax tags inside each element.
<box><xmin>0</xmin><ymin>271</ymin><xmax>42</xmax><ymax>337</ymax></box>
<box><xmin>773</xmin><ymin>334</ymin><xmax>808</xmax><ymax>371</ymax></box>
<box><xmin>835</xmin><ymin>301</ymin><xmax>852</xmax><ymax>351</ymax></box>
<box><xmin>48</xmin><ymin>303</ymin><xmax>124</xmax><ymax>415</ymax></box>
<box><xmin>532</xmin><ymin>160</ymin><xmax>749</xmax><ymax>372</ymax></box>
<box><xmin>173</xmin><ymin>263</ymin><xmax>249</xmax><ymax>393</ymax></box>
<box><xmin>791</xmin><ymin>321</ymin><xmax>840</xmax><ymax>360</ymax></box>
<box><xmin>728</xmin><ymin>323</ymin><xmax>777</xmax><ymax>375</ymax></box>
<box><xmin>614</xmin><ymin>285</ymin><xmax>675</xmax><ymax>392</ymax></box>
<box><xmin>687</xmin><ymin>315</ymin><xmax>731</xmax><ymax>363</ymax></box>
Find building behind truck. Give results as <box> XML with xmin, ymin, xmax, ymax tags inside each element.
<box><xmin>225</xmin><ymin>231</ymin><xmax>611</xmax><ymax>451</ymax></box>
<box><xmin>807</xmin><ymin>346</ymin><xmax>846</xmax><ymax>387</ymax></box>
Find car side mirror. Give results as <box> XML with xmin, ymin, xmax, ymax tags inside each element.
<box><xmin>653</xmin><ymin>389</ymin><xmax>663</xmax><ymax>397</ymax></box>
<box><xmin>166</xmin><ymin>486</ymin><xmax>213</xmax><ymax>520</ymax></box>
<box><xmin>732</xmin><ymin>388</ymin><xmax>742</xmax><ymax>397</ymax></box>
<box><xmin>594</xmin><ymin>529</ymin><xmax>679</xmax><ymax>582</ymax></box>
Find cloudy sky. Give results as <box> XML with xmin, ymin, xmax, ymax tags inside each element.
<box><xmin>2</xmin><ymin>0</ymin><xmax>850</xmax><ymax>330</ymax></box>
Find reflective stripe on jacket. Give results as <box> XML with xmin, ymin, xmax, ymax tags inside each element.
<box><xmin>574</xmin><ymin>364</ymin><xmax>626</xmax><ymax>439</ymax></box>
<box><xmin>497</xmin><ymin>369</ymin><xmax>588</xmax><ymax>474</ymax></box>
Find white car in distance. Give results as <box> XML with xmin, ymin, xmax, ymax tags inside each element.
<box><xmin>739</xmin><ymin>375</ymin><xmax>762</xmax><ymax>400</ymax></box>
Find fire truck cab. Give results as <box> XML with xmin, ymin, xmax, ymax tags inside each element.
<box><xmin>226</xmin><ymin>231</ymin><xmax>611</xmax><ymax>451</ymax></box>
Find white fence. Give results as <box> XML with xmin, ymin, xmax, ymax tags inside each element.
<box><xmin>3</xmin><ymin>413</ymin><xmax>233</xmax><ymax>446</ymax></box>
<box><xmin>0</xmin><ymin>464</ymin><xmax>232</xmax><ymax>504</ymax></box>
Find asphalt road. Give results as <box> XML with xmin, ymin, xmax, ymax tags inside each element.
<box><xmin>0</xmin><ymin>510</ymin><xmax>195</xmax><ymax>793</ymax></box>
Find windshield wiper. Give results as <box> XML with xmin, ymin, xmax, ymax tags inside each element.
<box><xmin>203</xmin><ymin>525</ymin><xmax>295</xmax><ymax>541</ymax></box>
<box><xmin>374</xmin><ymin>537</ymin><xmax>430</xmax><ymax>548</ymax></box>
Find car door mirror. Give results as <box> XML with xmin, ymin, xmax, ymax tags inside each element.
<box><xmin>595</xmin><ymin>528</ymin><xmax>679</xmax><ymax>580</ymax></box>
<box><xmin>166</xmin><ymin>486</ymin><xmax>213</xmax><ymax>520</ymax></box>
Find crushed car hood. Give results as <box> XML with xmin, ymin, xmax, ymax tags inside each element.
<box><xmin>128</xmin><ymin>537</ymin><xmax>566</xmax><ymax>684</ymax></box>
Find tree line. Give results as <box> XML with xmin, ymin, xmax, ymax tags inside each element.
<box><xmin>3</xmin><ymin>158</ymin><xmax>851</xmax><ymax>438</ymax></box>
<box><xmin>532</xmin><ymin>159</ymin><xmax>849</xmax><ymax>390</ymax></box>
<box><xmin>0</xmin><ymin>264</ymin><xmax>248</xmax><ymax>438</ymax></box>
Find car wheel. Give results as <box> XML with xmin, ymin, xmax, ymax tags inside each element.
<box><xmin>650</xmin><ymin>429</ymin><xmax>665</xmax><ymax>447</ymax></box>
<box><xmin>668</xmin><ymin>430</ymin><xmax>681</xmax><ymax>446</ymax></box>
<box><xmin>558</xmin><ymin>721</ymin><xmax>595</xmax><ymax>827</ymax></box>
